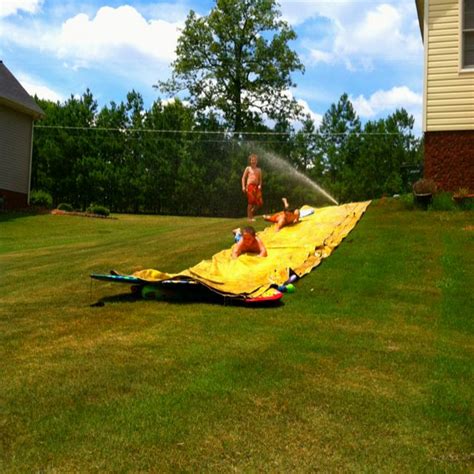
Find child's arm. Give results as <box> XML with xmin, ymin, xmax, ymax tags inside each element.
<box><xmin>232</xmin><ymin>240</ymin><xmax>243</xmax><ymax>259</ymax></box>
<box><xmin>258</xmin><ymin>168</ymin><xmax>263</xmax><ymax>189</ymax></box>
<box><xmin>241</xmin><ymin>167</ymin><xmax>249</xmax><ymax>192</ymax></box>
<box><xmin>275</xmin><ymin>215</ymin><xmax>286</xmax><ymax>232</ymax></box>
<box><xmin>256</xmin><ymin>237</ymin><xmax>268</xmax><ymax>257</ymax></box>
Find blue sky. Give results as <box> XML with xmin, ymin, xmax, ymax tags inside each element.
<box><xmin>0</xmin><ymin>0</ymin><xmax>424</xmax><ymax>133</ymax></box>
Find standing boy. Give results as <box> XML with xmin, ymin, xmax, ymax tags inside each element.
<box><xmin>241</xmin><ymin>153</ymin><xmax>263</xmax><ymax>221</ymax></box>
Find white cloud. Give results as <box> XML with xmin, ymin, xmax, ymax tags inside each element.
<box><xmin>282</xmin><ymin>1</ymin><xmax>422</xmax><ymax>70</ymax></box>
<box><xmin>309</xmin><ymin>49</ymin><xmax>334</xmax><ymax>65</ymax></box>
<box><xmin>161</xmin><ymin>97</ymin><xmax>190</xmax><ymax>108</ymax></box>
<box><xmin>280</xmin><ymin>0</ymin><xmax>347</xmax><ymax>27</ymax></box>
<box><xmin>57</xmin><ymin>6</ymin><xmax>181</xmax><ymax>66</ymax></box>
<box><xmin>0</xmin><ymin>5</ymin><xmax>182</xmax><ymax>78</ymax></box>
<box><xmin>351</xmin><ymin>86</ymin><xmax>422</xmax><ymax>118</ymax></box>
<box><xmin>334</xmin><ymin>4</ymin><xmax>421</xmax><ymax>67</ymax></box>
<box><xmin>17</xmin><ymin>73</ymin><xmax>64</xmax><ymax>102</ymax></box>
<box><xmin>296</xmin><ymin>98</ymin><xmax>323</xmax><ymax>126</ymax></box>
<box><xmin>0</xmin><ymin>0</ymin><xmax>42</xmax><ymax>18</ymax></box>
<box><xmin>276</xmin><ymin>90</ymin><xmax>323</xmax><ymax>127</ymax></box>
<box><xmin>139</xmin><ymin>2</ymin><xmax>191</xmax><ymax>23</ymax></box>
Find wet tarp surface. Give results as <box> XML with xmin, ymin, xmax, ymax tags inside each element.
<box><xmin>133</xmin><ymin>201</ymin><xmax>371</xmax><ymax>298</ymax></box>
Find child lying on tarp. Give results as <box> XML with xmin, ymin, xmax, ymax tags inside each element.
<box><xmin>232</xmin><ymin>226</ymin><xmax>268</xmax><ymax>259</ymax></box>
<box><xmin>263</xmin><ymin>197</ymin><xmax>300</xmax><ymax>231</ymax></box>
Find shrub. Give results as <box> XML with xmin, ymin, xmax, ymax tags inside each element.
<box><xmin>87</xmin><ymin>204</ymin><xmax>110</xmax><ymax>217</ymax></box>
<box><xmin>413</xmin><ymin>178</ymin><xmax>437</xmax><ymax>195</ymax></box>
<box><xmin>57</xmin><ymin>203</ymin><xmax>74</xmax><ymax>212</ymax></box>
<box><xmin>456</xmin><ymin>197</ymin><xmax>474</xmax><ymax>211</ymax></box>
<box><xmin>399</xmin><ymin>193</ymin><xmax>415</xmax><ymax>210</ymax></box>
<box><xmin>30</xmin><ymin>190</ymin><xmax>53</xmax><ymax>208</ymax></box>
<box><xmin>429</xmin><ymin>192</ymin><xmax>457</xmax><ymax>211</ymax></box>
<box><xmin>453</xmin><ymin>187</ymin><xmax>474</xmax><ymax>210</ymax></box>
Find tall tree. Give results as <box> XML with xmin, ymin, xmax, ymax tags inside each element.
<box><xmin>157</xmin><ymin>0</ymin><xmax>304</xmax><ymax>132</ymax></box>
<box><xmin>291</xmin><ymin>116</ymin><xmax>318</xmax><ymax>172</ymax></box>
<box><xmin>315</xmin><ymin>93</ymin><xmax>361</xmax><ymax>200</ymax></box>
<box><xmin>142</xmin><ymin>98</ymin><xmax>194</xmax><ymax>213</ymax></box>
<box><xmin>354</xmin><ymin>108</ymin><xmax>422</xmax><ymax>198</ymax></box>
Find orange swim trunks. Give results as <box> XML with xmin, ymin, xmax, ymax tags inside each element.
<box><xmin>265</xmin><ymin>210</ymin><xmax>299</xmax><ymax>225</ymax></box>
<box><xmin>247</xmin><ymin>183</ymin><xmax>263</xmax><ymax>207</ymax></box>
<box><xmin>264</xmin><ymin>211</ymin><xmax>284</xmax><ymax>223</ymax></box>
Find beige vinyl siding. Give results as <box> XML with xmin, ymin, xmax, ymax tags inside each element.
<box><xmin>0</xmin><ymin>104</ymin><xmax>33</xmax><ymax>194</ymax></box>
<box><xmin>426</xmin><ymin>0</ymin><xmax>474</xmax><ymax>131</ymax></box>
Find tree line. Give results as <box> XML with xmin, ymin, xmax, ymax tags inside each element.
<box><xmin>31</xmin><ymin>0</ymin><xmax>422</xmax><ymax>216</ymax></box>
<box><xmin>32</xmin><ymin>90</ymin><xmax>422</xmax><ymax>216</ymax></box>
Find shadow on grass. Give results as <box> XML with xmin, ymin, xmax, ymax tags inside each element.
<box><xmin>0</xmin><ymin>210</ymin><xmax>48</xmax><ymax>222</ymax></box>
<box><xmin>90</xmin><ymin>288</ymin><xmax>283</xmax><ymax>309</ymax></box>
<box><xmin>90</xmin><ymin>292</ymin><xmax>139</xmax><ymax>307</ymax></box>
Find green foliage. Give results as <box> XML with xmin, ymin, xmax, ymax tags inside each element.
<box><xmin>429</xmin><ymin>192</ymin><xmax>457</xmax><ymax>211</ymax></box>
<box><xmin>157</xmin><ymin>0</ymin><xmax>304</xmax><ymax>131</ymax></box>
<box><xmin>32</xmin><ymin>88</ymin><xmax>423</xmax><ymax>215</ymax></box>
<box><xmin>453</xmin><ymin>187</ymin><xmax>474</xmax><ymax>210</ymax></box>
<box><xmin>87</xmin><ymin>204</ymin><xmax>110</xmax><ymax>216</ymax></box>
<box><xmin>456</xmin><ymin>197</ymin><xmax>474</xmax><ymax>211</ymax></box>
<box><xmin>399</xmin><ymin>193</ymin><xmax>415</xmax><ymax>210</ymax></box>
<box><xmin>399</xmin><ymin>192</ymin><xmax>473</xmax><ymax>213</ymax></box>
<box><xmin>29</xmin><ymin>189</ymin><xmax>53</xmax><ymax>208</ymax></box>
<box><xmin>57</xmin><ymin>203</ymin><xmax>73</xmax><ymax>212</ymax></box>
<box><xmin>315</xmin><ymin>103</ymin><xmax>422</xmax><ymax>203</ymax></box>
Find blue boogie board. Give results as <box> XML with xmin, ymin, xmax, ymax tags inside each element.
<box><xmin>90</xmin><ymin>274</ymin><xmax>144</xmax><ymax>284</ymax></box>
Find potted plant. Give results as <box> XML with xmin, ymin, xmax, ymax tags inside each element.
<box><xmin>453</xmin><ymin>187</ymin><xmax>474</xmax><ymax>209</ymax></box>
<box><xmin>412</xmin><ymin>178</ymin><xmax>437</xmax><ymax>209</ymax></box>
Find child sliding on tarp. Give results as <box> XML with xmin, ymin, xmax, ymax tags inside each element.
<box><xmin>263</xmin><ymin>198</ymin><xmax>300</xmax><ymax>231</ymax></box>
<box><xmin>232</xmin><ymin>226</ymin><xmax>268</xmax><ymax>259</ymax></box>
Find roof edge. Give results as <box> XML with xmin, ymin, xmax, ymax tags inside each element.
<box><xmin>415</xmin><ymin>0</ymin><xmax>424</xmax><ymax>41</ymax></box>
<box><xmin>0</xmin><ymin>96</ymin><xmax>45</xmax><ymax>120</ymax></box>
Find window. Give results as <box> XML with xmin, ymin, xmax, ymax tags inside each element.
<box><xmin>462</xmin><ymin>0</ymin><xmax>474</xmax><ymax>68</ymax></box>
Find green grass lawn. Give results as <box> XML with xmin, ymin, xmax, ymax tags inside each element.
<box><xmin>1</xmin><ymin>200</ymin><xmax>473</xmax><ymax>472</ymax></box>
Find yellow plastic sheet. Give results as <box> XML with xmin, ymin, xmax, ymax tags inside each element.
<box><xmin>134</xmin><ymin>201</ymin><xmax>371</xmax><ymax>298</ymax></box>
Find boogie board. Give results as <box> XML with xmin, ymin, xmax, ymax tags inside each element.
<box><xmin>91</xmin><ymin>273</ymin><xmax>144</xmax><ymax>284</ymax></box>
<box><xmin>299</xmin><ymin>207</ymin><xmax>314</xmax><ymax>218</ymax></box>
<box><xmin>90</xmin><ymin>272</ymin><xmax>283</xmax><ymax>305</ymax></box>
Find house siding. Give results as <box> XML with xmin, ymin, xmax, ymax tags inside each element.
<box><xmin>0</xmin><ymin>104</ymin><xmax>33</xmax><ymax>196</ymax></box>
<box><xmin>426</xmin><ymin>0</ymin><xmax>474</xmax><ymax>131</ymax></box>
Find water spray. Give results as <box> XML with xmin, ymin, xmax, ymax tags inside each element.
<box><xmin>247</xmin><ymin>144</ymin><xmax>339</xmax><ymax>205</ymax></box>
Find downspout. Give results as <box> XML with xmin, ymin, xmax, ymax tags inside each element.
<box><xmin>422</xmin><ymin>0</ymin><xmax>429</xmax><ymax>133</ymax></box>
<box><xmin>27</xmin><ymin>119</ymin><xmax>34</xmax><ymax>205</ymax></box>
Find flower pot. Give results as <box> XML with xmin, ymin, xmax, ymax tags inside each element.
<box><xmin>414</xmin><ymin>192</ymin><xmax>432</xmax><ymax>209</ymax></box>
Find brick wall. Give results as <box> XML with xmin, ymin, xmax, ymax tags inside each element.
<box><xmin>424</xmin><ymin>130</ymin><xmax>474</xmax><ymax>192</ymax></box>
<box><xmin>0</xmin><ymin>188</ymin><xmax>28</xmax><ymax>210</ymax></box>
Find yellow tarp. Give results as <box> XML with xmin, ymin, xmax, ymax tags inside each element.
<box><xmin>133</xmin><ymin>201</ymin><xmax>371</xmax><ymax>298</ymax></box>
